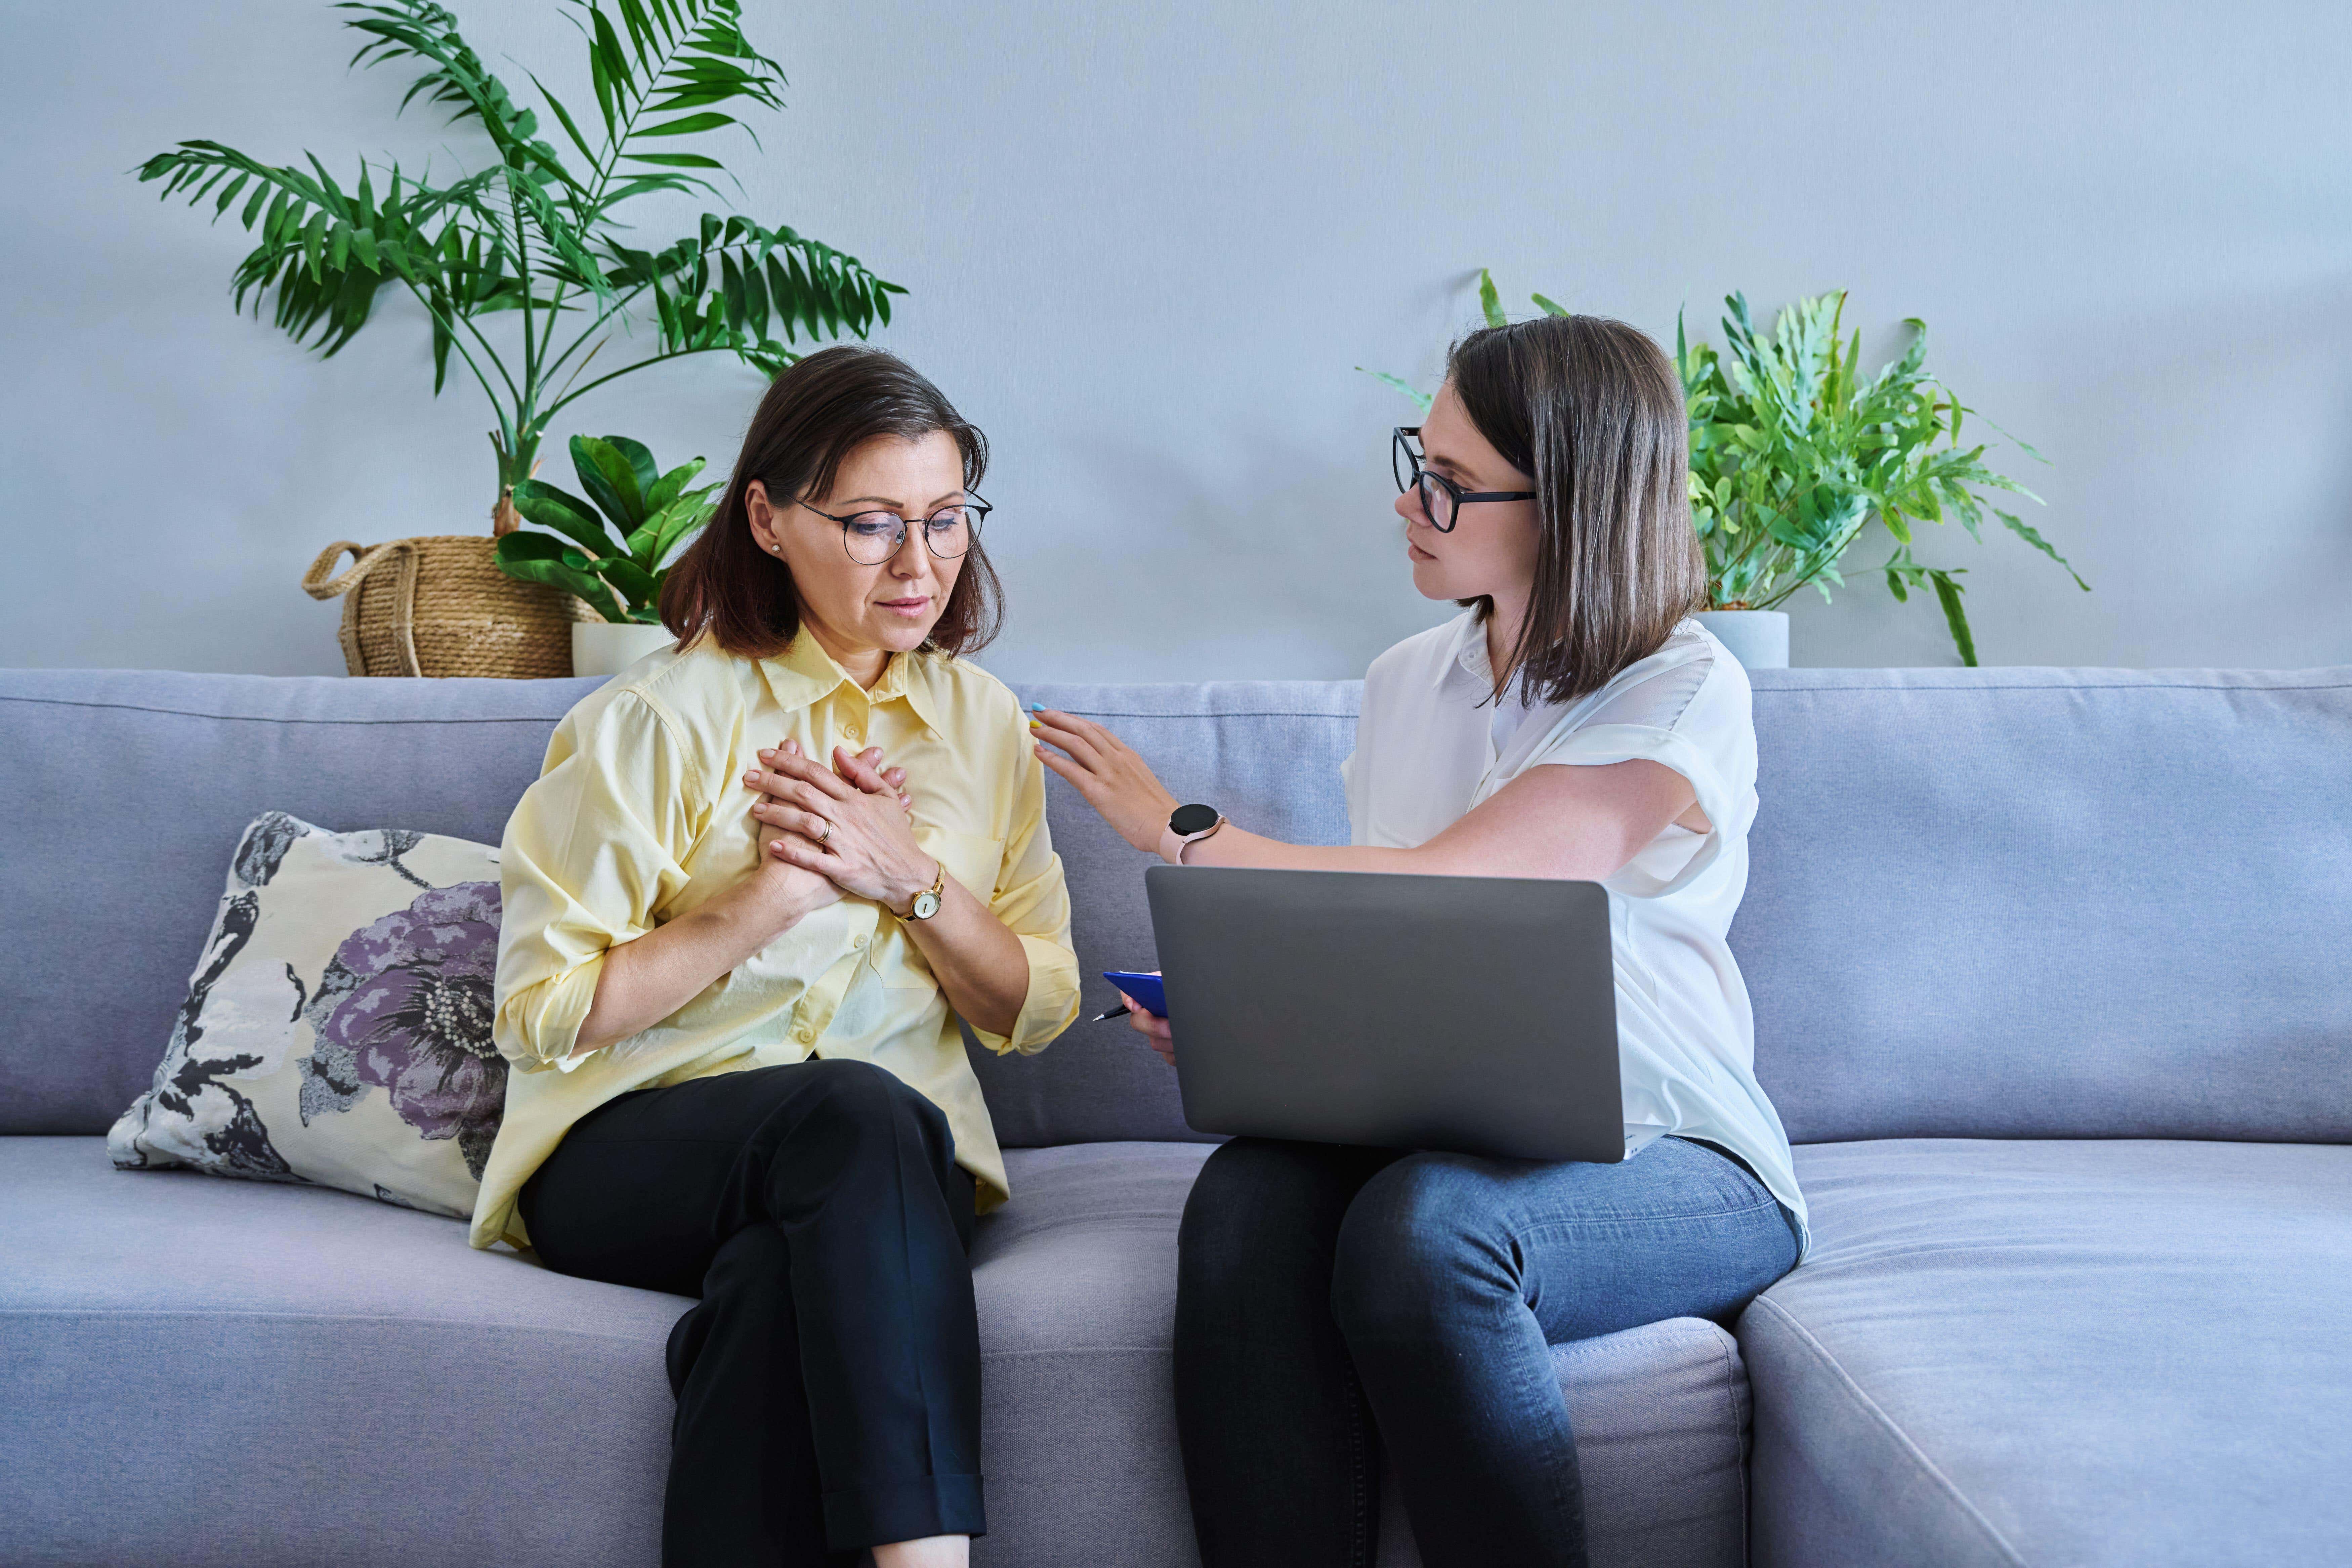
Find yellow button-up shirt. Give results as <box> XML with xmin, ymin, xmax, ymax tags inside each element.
<box><xmin>467</xmin><ymin>629</ymin><xmax>1081</xmax><ymax>1253</ymax></box>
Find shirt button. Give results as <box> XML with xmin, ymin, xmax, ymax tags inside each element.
<box><xmin>794</xmin><ymin>1025</ymin><xmax>814</xmax><ymax>1044</ymax></box>
<box><xmin>843</xmin><ymin>724</ymin><xmax>862</xmax><ymax>742</ymax></box>
<box><xmin>852</xmin><ymin>933</ymin><xmax>868</xmax><ymax>950</ymax></box>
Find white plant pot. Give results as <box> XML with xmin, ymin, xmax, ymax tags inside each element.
<box><xmin>571</xmin><ymin>620</ymin><xmax>677</xmax><ymax>678</ymax></box>
<box><xmin>1693</xmin><ymin>609</ymin><xmax>1790</xmax><ymax>670</ymax></box>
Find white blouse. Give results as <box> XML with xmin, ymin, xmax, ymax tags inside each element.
<box><xmin>1341</xmin><ymin>610</ymin><xmax>1808</xmax><ymax>1256</ymax></box>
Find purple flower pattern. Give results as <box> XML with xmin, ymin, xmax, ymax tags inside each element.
<box><xmin>298</xmin><ymin>881</ymin><xmax>506</xmax><ymax>1178</ymax></box>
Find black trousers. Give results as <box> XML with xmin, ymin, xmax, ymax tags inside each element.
<box><xmin>518</xmin><ymin>1058</ymin><xmax>984</xmax><ymax>1566</ymax></box>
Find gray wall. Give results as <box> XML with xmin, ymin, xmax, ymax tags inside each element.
<box><xmin>4</xmin><ymin>0</ymin><xmax>2348</xmax><ymax>680</ymax></box>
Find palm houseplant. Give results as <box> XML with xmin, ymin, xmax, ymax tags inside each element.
<box><xmin>1366</xmin><ymin>271</ymin><xmax>2086</xmax><ymax>667</ymax></box>
<box><xmin>143</xmin><ymin>0</ymin><xmax>902</xmax><ymax>676</ymax></box>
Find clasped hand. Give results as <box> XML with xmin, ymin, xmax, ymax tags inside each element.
<box><xmin>741</xmin><ymin>741</ymin><xmax>936</xmax><ymax>916</ymax></box>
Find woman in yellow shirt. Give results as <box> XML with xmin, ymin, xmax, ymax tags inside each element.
<box><xmin>474</xmin><ymin>346</ymin><xmax>1081</xmax><ymax>1568</ymax></box>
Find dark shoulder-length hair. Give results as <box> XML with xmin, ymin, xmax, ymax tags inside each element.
<box><xmin>1446</xmin><ymin>314</ymin><xmax>1705</xmax><ymax>706</ymax></box>
<box><xmin>659</xmin><ymin>345</ymin><xmax>1003</xmax><ymax>659</ymax></box>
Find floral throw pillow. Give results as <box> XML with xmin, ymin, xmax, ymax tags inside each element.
<box><xmin>108</xmin><ymin>810</ymin><xmax>508</xmax><ymax>1220</ymax></box>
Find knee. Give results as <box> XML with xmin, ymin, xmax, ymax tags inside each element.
<box><xmin>1330</xmin><ymin>1156</ymin><xmax>1518</xmax><ymax>1342</ymax></box>
<box><xmin>1178</xmin><ymin>1139</ymin><xmax>1343</xmax><ymax>1294</ymax></box>
<box><xmin>775</xmin><ymin>1059</ymin><xmax>948</xmax><ymax>1160</ymax></box>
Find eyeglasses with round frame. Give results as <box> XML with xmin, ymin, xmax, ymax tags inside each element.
<box><xmin>1392</xmin><ymin>426</ymin><xmax>1535</xmax><ymax>533</ymax></box>
<box><xmin>797</xmin><ymin>496</ymin><xmax>991</xmax><ymax>565</ymax></box>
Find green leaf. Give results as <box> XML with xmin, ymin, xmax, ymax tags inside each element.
<box><xmin>1530</xmin><ymin>291</ymin><xmax>1569</xmax><ymax>317</ymax></box>
<box><xmin>721</xmin><ymin>252</ymin><xmax>747</xmax><ymax>331</ymax></box>
<box><xmin>602</xmin><ymin>554</ymin><xmax>660</xmax><ymax>612</ymax></box>
<box><xmin>494</xmin><ymin>531</ymin><xmax>630</xmax><ymax>623</ymax></box>
<box><xmin>636</xmin><ymin>111</ymin><xmax>736</xmax><ymax>138</ymax></box>
<box><xmin>600</xmin><ymin>434</ymin><xmax>659</xmax><ymax>498</ymax></box>
<box><xmin>528</xmin><ymin>72</ymin><xmax>601</xmax><ymax>165</ymax></box>
<box><xmin>1930</xmin><ymin>569</ymin><xmax>1977</xmax><ymax>665</ymax></box>
<box><xmin>301</xmin><ymin>209</ymin><xmax>330</xmax><ymax>282</ymax></box>
<box><xmin>1997</xmin><ymin>509</ymin><xmax>2090</xmax><ymax>590</ymax></box>
<box><xmin>510</xmin><ymin>478</ymin><xmax>614</xmax><ymax>556</ymax></box>
<box><xmin>570</xmin><ymin>433</ymin><xmax>647</xmax><ymax>528</ymax></box>
<box><xmin>646</xmin><ymin>488</ymin><xmax>717</xmax><ymax>566</ymax></box>
<box><xmin>590</xmin><ymin>5</ymin><xmax>634</xmax><ymax>96</ymax></box>
<box><xmin>1355</xmin><ymin>367</ymin><xmax>1433</xmax><ymax>412</ymax></box>
<box><xmin>641</xmin><ymin>455</ymin><xmax>707</xmax><ymax>519</ymax></box>
<box><xmin>740</xmin><ymin>253</ymin><xmax>768</xmax><ymax>335</ymax></box>
<box><xmin>762</xmin><ymin>252</ymin><xmax>798</xmax><ymax>343</ymax></box>
<box><xmin>1477</xmin><ymin>267</ymin><xmax>1505</xmax><ymax>329</ymax></box>
<box><xmin>621</xmin><ymin>151</ymin><xmax>725</xmax><ymax>167</ymax></box>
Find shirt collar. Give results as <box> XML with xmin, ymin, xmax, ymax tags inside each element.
<box><xmin>1446</xmin><ymin>611</ymin><xmax>1496</xmax><ymax>693</ymax></box>
<box><xmin>757</xmin><ymin>631</ymin><xmax>946</xmax><ymax>733</ymax></box>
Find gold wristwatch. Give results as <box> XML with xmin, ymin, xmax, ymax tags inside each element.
<box><xmin>898</xmin><ymin>859</ymin><xmax>945</xmax><ymax>922</ymax></box>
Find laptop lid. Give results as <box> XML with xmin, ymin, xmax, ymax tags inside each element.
<box><xmin>1145</xmin><ymin>865</ymin><xmax>1623</xmax><ymax>1163</ymax></box>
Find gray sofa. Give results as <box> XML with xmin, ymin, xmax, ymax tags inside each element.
<box><xmin>4</xmin><ymin>662</ymin><xmax>2348</xmax><ymax>1567</ymax></box>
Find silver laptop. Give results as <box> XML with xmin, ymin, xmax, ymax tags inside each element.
<box><xmin>1145</xmin><ymin>865</ymin><xmax>1623</xmax><ymax>1163</ymax></box>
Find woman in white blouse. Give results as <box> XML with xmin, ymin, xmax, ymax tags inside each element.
<box><xmin>1031</xmin><ymin>314</ymin><xmax>1806</xmax><ymax>1568</ymax></box>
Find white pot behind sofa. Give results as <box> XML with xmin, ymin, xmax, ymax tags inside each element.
<box><xmin>1693</xmin><ymin>608</ymin><xmax>1789</xmax><ymax>669</ymax></box>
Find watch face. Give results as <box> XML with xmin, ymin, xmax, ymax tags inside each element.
<box><xmin>1170</xmin><ymin>802</ymin><xmax>1220</xmax><ymax>837</ymax></box>
<box><xmin>911</xmin><ymin>889</ymin><xmax>942</xmax><ymax>920</ymax></box>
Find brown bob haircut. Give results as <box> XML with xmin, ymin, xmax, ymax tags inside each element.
<box><xmin>658</xmin><ymin>345</ymin><xmax>1003</xmax><ymax>660</ymax></box>
<box><xmin>1446</xmin><ymin>313</ymin><xmax>1706</xmax><ymax>706</ymax></box>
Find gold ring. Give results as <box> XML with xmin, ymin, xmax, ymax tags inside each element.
<box><xmin>817</xmin><ymin>818</ymin><xmax>832</xmax><ymax>845</ymax></box>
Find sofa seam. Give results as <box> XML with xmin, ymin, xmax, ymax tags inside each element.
<box><xmin>0</xmin><ymin>694</ymin><xmax>1369</xmax><ymax>724</ymax></box>
<box><xmin>1747</xmin><ymin>1294</ymin><xmax>2029</xmax><ymax>1568</ymax></box>
<box><xmin>1754</xmin><ymin>680</ymin><xmax>2352</xmax><ymax>694</ymax></box>
<box><xmin>0</xmin><ymin>1306</ymin><xmax>671</xmax><ymax>1343</ymax></box>
<box><xmin>1040</xmin><ymin>709</ymin><xmax>1358</xmax><ymax>720</ymax></box>
<box><xmin>1715</xmin><ymin>1323</ymin><xmax>1751</xmax><ymax>1561</ymax></box>
<box><xmin>0</xmin><ymin>694</ymin><xmax>580</xmax><ymax>725</ymax></box>
<box><xmin>977</xmin><ymin>1345</ymin><xmax>1171</xmax><ymax>1360</ymax></box>
<box><xmin>0</xmin><ymin>1308</ymin><xmax>1182</xmax><ymax>1361</ymax></box>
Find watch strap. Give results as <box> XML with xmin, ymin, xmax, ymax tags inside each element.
<box><xmin>899</xmin><ymin>858</ymin><xmax>945</xmax><ymax>920</ymax></box>
<box><xmin>1159</xmin><ymin>813</ymin><xmax>1227</xmax><ymax>866</ymax></box>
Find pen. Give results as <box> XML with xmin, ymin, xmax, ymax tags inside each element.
<box><xmin>1091</xmin><ymin>1004</ymin><xmax>1134</xmax><ymax>1022</ymax></box>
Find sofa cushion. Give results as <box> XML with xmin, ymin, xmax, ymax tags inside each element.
<box><xmin>1741</xmin><ymin>1138</ymin><xmax>2352</xmax><ymax>1567</ymax></box>
<box><xmin>4</xmin><ymin>1135</ymin><xmax>1751</xmax><ymax>1568</ymax></box>
<box><xmin>0</xmin><ymin>670</ymin><xmax>609</xmax><ymax>1136</ymax></box>
<box><xmin>1733</xmin><ymin>667</ymin><xmax>2352</xmax><ymax>1144</ymax></box>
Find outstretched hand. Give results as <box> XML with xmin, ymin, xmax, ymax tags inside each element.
<box><xmin>1028</xmin><ymin>707</ymin><xmax>1178</xmax><ymax>855</ymax></box>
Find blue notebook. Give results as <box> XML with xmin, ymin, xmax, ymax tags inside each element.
<box><xmin>1100</xmin><ymin>970</ymin><xmax>1168</xmax><ymax>1017</ymax></box>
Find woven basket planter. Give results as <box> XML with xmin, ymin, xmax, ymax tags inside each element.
<box><xmin>301</xmin><ymin>535</ymin><xmax>594</xmax><ymax>679</ymax></box>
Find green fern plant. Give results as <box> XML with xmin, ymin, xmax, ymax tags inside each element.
<box><xmin>1363</xmin><ymin>270</ymin><xmax>2084</xmax><ymax>664</ymax></box>
<box><xmin>135</xmin><ymin>0</ymin><xmax>904</xmax><ymax>531</ymax></box>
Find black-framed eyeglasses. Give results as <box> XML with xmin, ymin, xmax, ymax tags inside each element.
<box><xmin>798</xmin><ymin>496</ymin><xmax>990</xmax><ymax>565</ymax></box>
<box><xmin>1392</xmin><ymin>427</ymin><xmax>1535</xmax><ymax>533</ymax></box>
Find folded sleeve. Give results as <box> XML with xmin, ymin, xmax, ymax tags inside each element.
<box><xmin>966</xmin><ymin>744</ymin><xmax>1080</xmax><ymax>1056</ymax></box>
<box><xmin>1517</xmin><ymin>653</ymin><xmax>1757</xmax><ymax>900</ymax></box>
<box><xmin>493</xmin><ymin>689</ymin><xmax>707</xmax><ymax>1072</ymax></box>
<box><xmin>1523</xmin><ymin>724</ymin><xmax>1738</xmax><ymax>897</ymax></box>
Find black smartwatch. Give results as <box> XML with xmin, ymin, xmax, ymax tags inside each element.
<box><xmin>1159</xmin><ymin>802</ymin><xmax>1227</xmax><ymax>864</ymax></box>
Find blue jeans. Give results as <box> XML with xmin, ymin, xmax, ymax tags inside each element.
<box><xmin>1173</xmin><ymin>1135</ymin><xmax>1799</xmax><ymax>1568</ymax></box>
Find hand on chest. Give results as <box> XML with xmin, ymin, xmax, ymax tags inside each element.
<box><xmin>704</xmin><ymin>701</ymin><xmax>1006</xmax><ymax>898</ymax></box>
